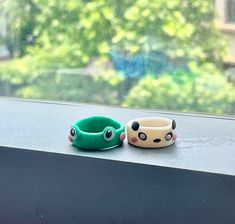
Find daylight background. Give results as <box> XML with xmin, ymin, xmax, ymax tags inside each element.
<box><xmin>0</xmin><ymin>0</ymin><xmax>235</xmax><ymax>115</ymax></box>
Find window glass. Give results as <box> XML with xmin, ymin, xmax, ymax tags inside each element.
<box><xmin>227</xmin><ymin>0</ymin><xmax>235</xmax><ymax>23</ymax></box>
<box><xmin>0</xmin><ymin>0</ymin><xmax>235</xmax><ymax>116</ymax></box>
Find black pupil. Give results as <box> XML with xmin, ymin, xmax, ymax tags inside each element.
<box><xmin>165</xmin><ymin>132</ymin><xmax>172</xmax><ymax>140</ymax></box>
<box><xmin>138</xmin><ymin>132</ymin><xmax>147</xmax><ymax>140</ymax></box>
<box><xmin>131</xmin><ymin>121</ymin><xmax>139</xmax><ymax>131</ymax></box>
<box><xmin>70</xmin><ymin>128</ymin><xmax>75</xmax><ymax>136</ymax></box>
<box><xmin>105</xmin><ymin>130</ymin><xmax>113</xmax><ymax>138</ymax></box>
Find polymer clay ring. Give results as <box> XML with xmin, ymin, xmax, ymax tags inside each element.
<box><xmin>127</xmin><ymin>117</ymin><xmax>177</xmax><ymax>148</ymax></box>
<box><xmin>68</xmin><ymin>116</ymin><xmax>125</xmax><ymax>150</ymax></box>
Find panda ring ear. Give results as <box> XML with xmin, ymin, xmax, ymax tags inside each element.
<box><xmin>131</xmin><ymin>121</ymin><xmax>139</xmax><ymax>131</ymax></box>
<box><xmin>172</xmin><ymin>119</ymin><xmax>176</xmax><ymax>130</ymax></box>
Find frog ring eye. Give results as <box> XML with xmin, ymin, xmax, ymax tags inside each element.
<box><xmin>70</xmin><ymin>128</ymin><xmax>77</xmax><ymax>139</ymax></box>
<box><xmin>165</xmin><ymin>132</ymin><xmax>173</xmax><ymax>141</ymax></box>
<box><xmin>103</xmin><ymin>127</ymin><xmax>115</xmax><ymax>141</ymax></box>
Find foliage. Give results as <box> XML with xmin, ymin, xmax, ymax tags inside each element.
<box><xmin>17</xmin><ymin>73</ymin><xmax>124</xmax><ymax>105</ymax></box>
<box><xmin>2</xmin><ymin>0</ymin><xmax>227</xmax><ymax>67</ymax></box>
<box><xmin>123</xmin><ymin>70</ymin><xmax>235</xmax><ymax>114</ymax></box>
<box><xmin>1</xmin><ymin>0</ymin><xmax>39</xmax><ymax>56</ymax></box>
<box><xmin>0</xmin><ymin>57</ymin><xmax>40</xmax><ymax>85</ymax></box>
<box><xmin>0</xmin><ymin>0</ymin><xmax>234</xmax><ymax>115</ymax></box>
<box><xmin>0</xmin><ymin>58</ymin><xmax>125</xmax><ymax>104</ymax></box>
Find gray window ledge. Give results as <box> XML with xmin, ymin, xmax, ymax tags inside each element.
<box><xmin>0</xmin><ymin>97</ymin><xmax>235</xmax><ymax>176</ymax></box>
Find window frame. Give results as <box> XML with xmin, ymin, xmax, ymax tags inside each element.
<box><xmin>226</xmin><ymin>0</ymin><xmax>235</xmax><ymax>23</ymax></box>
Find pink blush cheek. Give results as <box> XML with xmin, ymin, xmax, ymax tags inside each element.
<box><xmin>173</xmin><ymin>133</ymin><xmax>177</xmax><ymax>141</ymax></box>
<box><xmin>119</xmin><ymin>132</ymin><xmax>126</xmax><ymax>141</ymax></box>
<box><xmin>68</xmin><ymin>135</ymin><xmax>73</xmax><ymax>142</ymax></box>
<box><xmin>131</xmin><ymin>137</ymin><xmax>138</xmax><ymax>143</ymax></box>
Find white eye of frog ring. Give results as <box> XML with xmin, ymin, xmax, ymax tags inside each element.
<box><xmin>103</xmin><ymin>127</ymin><xmax>115</xmax><ymax>141</ymax></box>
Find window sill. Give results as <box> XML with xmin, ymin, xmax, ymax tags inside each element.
<box><xmin>0</xmin><ymin>97</ymin><xmax>235</xmax><ymax>223</ymax></box>
<box><xmin>218</xmin><ymin>23</ymin><xmax>235</xmax><ymax>33</ymax></box>
<box><xmin>0</xmin><ymin>97</ymin><xmax>235</xmax><ymax>176</ymax></box>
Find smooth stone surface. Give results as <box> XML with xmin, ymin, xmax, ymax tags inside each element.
<box><xmin>0</xmin><ymin>98</ymin><xmax>235</xmax><ymax>175</ymax></box>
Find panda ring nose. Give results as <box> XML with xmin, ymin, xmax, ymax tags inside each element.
<box><xmin>153</xmin><ymin>138</ymin><xmax>161</xmax><ymax>143</ymax></box>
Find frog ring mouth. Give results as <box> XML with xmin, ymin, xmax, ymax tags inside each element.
<box><xmin>68</xmin><ymin>116</ymin><xmax>125</xmax><ymax>151</ymax></box>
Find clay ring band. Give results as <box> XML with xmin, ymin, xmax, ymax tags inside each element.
<box><xmin>127</xmin><ymin>117</ymin><xmax>177</xmax><ymax>148</ymax></box>
<box><xmin>68</xmin><ymin>116</ymin><xmax>125</xmax><ymax>151</ymax></box>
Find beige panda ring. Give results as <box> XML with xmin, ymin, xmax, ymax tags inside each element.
<box><xmin>127</xmin><ymin>117</ymin><xmax>177</xmax><ymax>148</ymax></box>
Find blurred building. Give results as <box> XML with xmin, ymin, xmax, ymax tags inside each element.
<box><xmin>0</xmin><ymin>11</ymin><xmax>10</xmax><ymax>60</ymax></box>
<box><xmin>215</xmin><ymin>0</ymin><xmax>235</xmax><ymax>65</ymax></box>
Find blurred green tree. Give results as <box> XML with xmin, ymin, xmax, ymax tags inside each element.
<box><xmin>1</xmin><ymin>0</ymin><xmax>39</xmax><ymax>57</ymax></box>
<box><xmin>1</xmin><ymin>0</ymin><xmax>227</xmax><ymax>68</ymax></box>
<box><xmin>123</xmin><ymin>70</ymin><xmax>235</xmax><ymax>115</ymax></box>
<box><xmin>1</xmin><ymin>0</ymin><xmax>234</xmax><ymax>115</ymax></box>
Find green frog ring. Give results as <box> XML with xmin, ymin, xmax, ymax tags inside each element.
<box><xmin>68</xmin><ymin>116</ymin><xmax>126</xmax><ymax>150</ymax></box>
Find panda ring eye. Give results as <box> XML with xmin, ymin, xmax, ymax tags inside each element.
<box><xmin>165</xmin><ymin>132</ymin><xmax>173</xmax><ymax>141</ymax></box>
<box><xmin>70</xmin><ymin>128</ymin><xmax>76</xmax><ymax>138</ymax></box>
<box><xmin>104</xmin><ymin>129</ymin><xmax>115</xmax><ymax>141</ymax></box>
<box><xmin>138</xmin><ymin>132</ymin><xmax>147</xmax><ymax>141</ymax></box>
